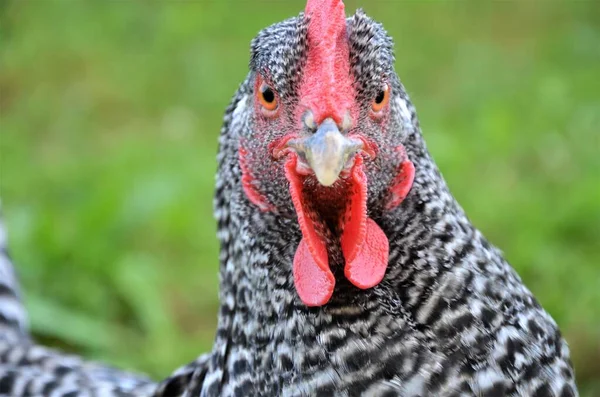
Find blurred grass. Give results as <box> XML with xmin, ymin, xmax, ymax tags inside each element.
<box><xmin>0</xmin><ymin>0</ymin><xmax>599</xmax><ymax>395</ymax></box>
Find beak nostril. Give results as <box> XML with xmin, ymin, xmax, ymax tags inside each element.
<box><xmin>341</xmin><ymin>111</ymin><xmax>353</xmax><ymax>132</ymax></box>
<box><xmin>303</xmin><ymin>110</ymin><xmax>317</xmax><ymax>132</ymax></box>
<box><xmin>304</xmin><ymin>110</ymin><xmax>352</xmax><ymax>134</ymax></box>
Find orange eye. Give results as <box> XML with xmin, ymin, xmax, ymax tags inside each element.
<box><xmin>371</xmin><ymin>83</ymin><xmax>390</xmax><ymax>113</ymax></box>
<box><xmin>258</xmin><ymin>81</ymin><xmax>278</xmax><ymax>113</ymax></box>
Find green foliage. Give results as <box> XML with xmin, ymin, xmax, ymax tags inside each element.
<box><xmin>1</xmin><ymin>1</ymin><xmax>599</xmax><ymax>394</ymax></box>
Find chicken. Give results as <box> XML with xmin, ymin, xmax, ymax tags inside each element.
<box><xmin>158</xmin><ymin>0</ymin><xmax>578</xmax><ymax>395</ymax></box>
<box><xmin>0</xmin><ymin>0</ymin><xmax>578</xmax><ymax>396</ymax></box>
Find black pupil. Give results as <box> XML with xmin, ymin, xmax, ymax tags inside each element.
<box><xmin>262</xmin><ymin>86</ymin><xmax>275</xmax><ymax>103</ymax></box>
<box><xmin>374</xmin><ymin>90</ymin><xmax>385</xmax><ymax>104</ymax></box>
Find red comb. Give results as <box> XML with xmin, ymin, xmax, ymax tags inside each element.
<box><xmin>305</xmin><ymin>0</ymin><xmax>346</xmax><ymax>36</ymax></box>
<box><xmin>301</xmin><ymin>0</ymin><xmax>354</xmax><ymax>126</ymax></box>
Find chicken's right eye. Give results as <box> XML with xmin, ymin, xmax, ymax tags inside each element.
<box><xmin>371</xmin><ymin>83</ymin><xmax>390</xmax><ymax>114</ymax></box>
<box><xmin>258</xmin><ymin>82</ymin><xmax>278</xmax><ymax>112</ymax></box>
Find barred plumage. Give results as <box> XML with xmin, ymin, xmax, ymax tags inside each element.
<box><xmin>175</xmin><ymin>5</ymin><xmax>577</xmax><ymax>396</ymax></box>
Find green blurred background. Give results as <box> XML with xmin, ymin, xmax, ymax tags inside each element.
<box><xmin>1</xmin><ymin>0</ymin><xmax>599</xmax><ymax>395</ymax></box>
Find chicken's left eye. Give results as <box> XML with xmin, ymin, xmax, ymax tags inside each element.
<box><xmin>258</xmin><ymin>82</ymin><xmax>278</xmax><ymax>112</ymax></box>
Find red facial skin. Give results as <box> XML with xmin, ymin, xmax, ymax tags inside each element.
<box><xmin>240</xmin><ymin>146</ymin><xmax>274</xmax><ymax>212</ymax></box>
<box><xmin>239</xmin><ymin>0</ymin><xmax>415</xmax><ymax>306</ymax></box>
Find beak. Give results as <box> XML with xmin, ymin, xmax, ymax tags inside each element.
<box><xmin>288</xmin><ymin>118</ymin><xmax>363</xmax><ymax>186</ymax></box>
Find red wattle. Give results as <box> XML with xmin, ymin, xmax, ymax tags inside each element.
<box><xmin>293</xmin><ymin>238</ymin><xmax>335</xmax><ymax>307</ymax></box>
<box><xmin>386</xmin><ymin>146</ymin><xmax>416</xmax><ymax>210</ymax></box>
<box><xmin>341</xmin><ymin>156</ymin><xmax>390</xmax><ymax>289</ymax></box>
<box><xmin>340</xmin><ymin>156</ymin><xmax>368</xmax><ymax>263</ymax></box>
<box><xmin>284</xmin><ymin>148</ymin><xmax>413</xmax><ymax>305</ymax></box>
<box><xmin>285</xmin><ymin>155</ymin><xmax>334</xmax><ymax>306</ymax></box>
<box><xmin>344</xmin><ymin>218</ymin><xmax>389</xmax><ymax>289</ymax></box>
